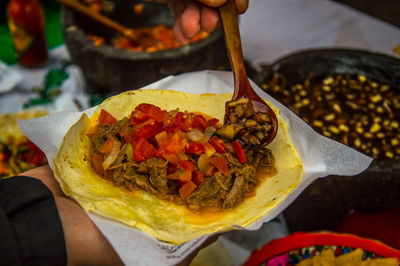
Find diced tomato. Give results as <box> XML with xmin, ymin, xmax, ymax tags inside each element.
<box><xmin>135</xmin><ymin>103</ymin><xmax>165</xmax><ymax>122</ymax></box>
<box><xmin>205</xmin><ymin>165</ymin><xmax>217</xmax><ymax>176</ymax></box>
<box><xmin>210</xmin><ymin>136</ymin><xmax>226</xmax><ymax>153</ymax></box>
<box><xmin>92</xmin><ymin>154</ymin><xmax>104</xmax><ymax>175</ymax></box>
<box><xmin>135</xmin><ymin>122</ymin><xmax>163</xmax><ymax>139</ymax></box>
<box><xmin>155</xmin><ymin>131</ymin><xmax>169</xmax><ymax>147</ymax></box>
<box><xmin>163</xmin><ymin>130</ymin><xmax>187</xmax><ymax>154</ymax></box>
<box><xmin>203</xmin><ymin>142</ymin><xmax>216</xmax><ymax>157</ymax></box>
<box><xmin>98</xmin><ymin>109</ymin><xmax>118</xmax><ymax>125</ymax></box>
<box><xmin>157</xmin><ymin>151</ymin><xmax>180</xmax><ymax>164</ymax></box>
<box><xmin>123</xmin><ymin>132</ymin><xmax>135</xmax><ymax>144</ymax></box>
<box><xmin>192</xmin><ymin>170</ymin><xmax>204</xmax><ymax>185</ymax></box>
<box><xmin>209</xmin><ymin>156</ymin><xmax>228</xmax><ymax>176</ymax></box>
<box><xmin>133</xmin><ymin>137</ymin><xmax>156</xmax><ymax>162</ymax></box>
<box><xmin>179</xmin><ymin>180</ymin><xmax>197</xmax><ymax>199</ymax></box>
<box><xmin>133</xmin><ymin>149</ymin><xmax>146</xmax><ymax>162</ymax></box>
<box><xmin>185</xmin><ymin>142</ymin><xmax>205</xmax><ymax>155</ymax></box>
<box><xmin>232</xmin><ymin>140</ymin><xmax>246</xmax><ymax>164</ymax></box>
<box><xmin>99</xmin><ymin>138</ymin><xmax>114</xmax><ymax>153</ymax></box>
<box><xmin>167</xmin><ymin>112</ymin><xmax>189</xmax><ymax>132</ymax></box>
<box><xmin>192</xmin><ymin>115</ymin><xmax>208</xmax><ymax>130</ymax></box>
<box><xmin>130</xmin><ymin>114</ymin><xmax>143</xmax><ymax>125</ymax></box>
<box><xmin>179</xmin><ymin>160</ymin><xmax>195</xmax><ymax>172</ymax></box>
<box><xmin>207</xmin><ymin>118</ymin><xmax>219</xmax><ymax>126</ymax></box>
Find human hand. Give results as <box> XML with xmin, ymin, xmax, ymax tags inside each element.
<box><xmin>21</xmin><ymin>166</ymin><xmax>123</xmax><ymax>266</ymax></box>
<box><xmin>167</xmin><ymin>0</ymin><xmax>248</xmax><ymax>44</ymax></box>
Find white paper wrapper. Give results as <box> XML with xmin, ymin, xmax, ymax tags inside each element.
<box><xmin>19</xmin><ymin>70</ymin><xmax>372</xmax><ymax>265</ymax></box>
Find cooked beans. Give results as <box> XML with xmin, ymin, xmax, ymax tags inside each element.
<box><xmin>261</xmin><ymin>73</ymin><xmax>400</xmax><ymax>160</ymax></box>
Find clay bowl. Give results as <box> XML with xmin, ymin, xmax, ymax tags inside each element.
<box><xmin>61</xmin><ymin>0</ymin><xmax>229</xmax><ymax>95</ymax></box>
<box><xmin>254</xmin><ymin>48</ymin><xmax>400</xmax><ymax>232</ymax></box>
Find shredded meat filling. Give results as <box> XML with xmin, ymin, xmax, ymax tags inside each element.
<box><xmin>90</xmin><ymin>108</ymin><xmax>277</xmax><ymax>212</ymax></box>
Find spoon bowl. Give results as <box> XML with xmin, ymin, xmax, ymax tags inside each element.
<box><xmin>219</xmin><ymin>0</ymin><xmax>278</xmax><ymax>146</ymax></box>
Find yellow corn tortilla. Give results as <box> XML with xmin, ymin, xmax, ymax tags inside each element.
<box><xmin>53</xmin><ymin>89</ymin><xmax>303</xmax><ymax>244</ymax></box>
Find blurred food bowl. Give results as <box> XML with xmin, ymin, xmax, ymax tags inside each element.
<box><xmin>61</xmin><ymin>0</ymin><xmax>229</xmax><ymax>95</ymax></box>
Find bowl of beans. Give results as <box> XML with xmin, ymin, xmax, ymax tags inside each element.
<box><xmin>254</xmin><ymin>48</ymin><xmax>400</xmax><ymax>232</ymax></box>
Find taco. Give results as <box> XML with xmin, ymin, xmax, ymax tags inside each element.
<box><xmin>0</xmin><ymin>110</ymin><xmax>48</xmax><ymax>178</ymax></box>
<box><xmin>53</xmin><ymin>90</ymin><xmax>303</xmax><ymax>244</ymax></box>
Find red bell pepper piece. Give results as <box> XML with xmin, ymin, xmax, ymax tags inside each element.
<box><xmin>133</xmin><ymin>137</ymin><xmax>156</xmax><ymax>162</ymax></box>
<box><xmin>179</xmin><ymin>180</ymin><xmax>197</xmax><ymax>199</ymax></box>
<box><xmin>192</xmin><ymin>170</ymin><xmax>204</xmax><ymax>185</ymax></box>
<box><xmin>232</xmin><ymin>140</ymin><xmax>246</xmax><ymax>164</ymax></box>
<box><xmin>185</xmin><ymin>142</ymin><xmax>205</xmax><ymax>155</ymax></box>
<box><xmin>132</xmin><ymin>103</ymin><xmax>165</xmax><ymax>123</ymax></box>
<box><xmin>210</xmin><ymin>136</ymin><xmax>226</xmax><ymax>153</ymax></box>
<box><xmin>202</xmin><ymin>142</ymin><xmax>216</xmax><ymax>157</ymax></box>
<box><xmin>98</xmin><ymin>109</ymin><xmax>118</xmax><ymax>125</ymax></box>
<box><xmin>157</xmin><ymin>150</ymin><xmax>180</xmax><ymax>164</ymax></box>
<box><xmin>205</xmin><ymin>165</ymin><xmax>217</xmax><ymax>176</ymax></box>
<box><xmin>135</xmin><ymin>122</ymin><xmax>163</xmax><ymax>139</ymax></box>
<box><xmin>155</xmin><ymin>131</ymin><xmax>169</xmax><ymax>147</ymax></box>
<box><xmin>192</xmin><ymin>114</ymin><xmax>208</xmax><ymax>130</ymax></box>
<box><xmin>92</xmin><ymin>154</ymin><xmax>104</xmax><ymax>174</ymax></box>
<box><xmin>209</xmin><ymin>156</ymin><xmax>228</xmax><ymax>176</ymax></box>
<box><xmin>123</xmin><ymin>132</ymin><xmax>136</xmax><ymax>144</ymax></box>
<box><xmin>207</xmin><ymin>118</ymin><xmax>219</xmax><ymax>126</ymax></box>
<box><xmin>167</xmin><ymin>112</ymin><xmax>189</xmax><ymax>132</ymax></box>
<box><xmin>179</xmin><ymin>160</ymin><xmax>195</xmax><ymax>172</ymax></box>
<box><xmin>163</xmin><ymin>130</ymin><xmax>187</xmax><ymax>154</ymax></box>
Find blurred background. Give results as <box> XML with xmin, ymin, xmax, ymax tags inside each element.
<box><xmin>1</xmin><ymin>0</ymin><xmax>400</xmax><ymax>265</ymax></box>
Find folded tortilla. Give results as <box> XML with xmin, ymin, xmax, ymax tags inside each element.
<box><xmin>53</xmin><ymin>89</ymin><xmax>303</xmax><ymax>244</ymax></box>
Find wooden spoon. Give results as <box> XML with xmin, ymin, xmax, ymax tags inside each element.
<box><xmin>57</xmin><ymin>0</ymin><xmax>157</xmax><ymax>48</ymax></box>
<box><xmin>219</xmin><ymin>0</ymin><xmax>278</xmax><ymax>146</ymax></box>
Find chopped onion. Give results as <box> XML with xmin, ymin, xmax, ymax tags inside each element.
<box><xmin>187</xmin><ymin>129</ymin><xmax>204</xmax><ymax>142</ymax></box>
<box><xmin>102</xmin><ymin>139</ymin><xmax>121</xmax><ymax>170</ymax></box>
<box><xmin>204</xmin><ymin>126</ymin><xmax>216</xmax><ymax>137</ymax></box>
<box><xmin>168</xmin><ymin>109</ymin><xmax>179</xmax><ymax>116</ymax></box>
<box><xmin>197</xmin><ymin>153</ymin><xmax>209</xmax><ymax>173</ymax></box>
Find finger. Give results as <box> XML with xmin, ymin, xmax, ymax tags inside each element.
<box><xmin>180</xmin><ymin>3</ymin><xmax>201</xmax><ymax>38</ymax></box>
<box><xmin>173</xmin><ymin>18</ymin><xmax>191</xmax><ymax>45</ymax></box>
<box><xmin>198</xmin><ymin>0</ymin><xmax>227</xmax><ymax>8</ymax></box>
<box><xmin>200</xmin><ymin>5</ymin><xmax>219</xmax><ymax>32</ymax></box>
<box><xmin>235</xmin><ymin>0</ymin><xmax>248</xmax><ymax>14</ymax></box>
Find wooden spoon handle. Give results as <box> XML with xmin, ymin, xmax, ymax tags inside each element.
<box><xmin>57</xmin><ymin>0</ymin><xmax>134</xmax><ymax>38</ymax></box>
<box><xmin>219</xmin><ymin>0</ymin><xmax>255</xmax><ymax>100</ymax></box>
